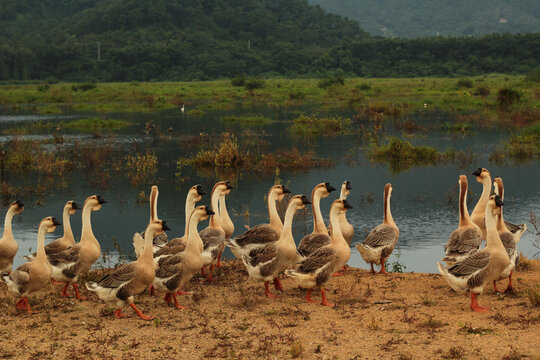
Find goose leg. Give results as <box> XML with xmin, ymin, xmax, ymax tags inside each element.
<box><xmin>61</xmin><ymin>282</ymin><xmax>71</xmax><ymax>297</ymax></box>
<box><xmin>114</xmin><ymin>309</ymin><xmax>130</xmax><ymax>318</ymax></box>
<box><xmin>21</xmin><ymin>297</ymin><xmax>37</xmax><ymax>314</ymax></box>
<box><xmin>504</xmin><ymin>271</ymin><xmax>515</xmax><ymax>293</ymax></box>
<box><xmin>320</xmin><ymin>288</ymin><xmax>335</xmax><ymax>307</ymax></box>
<box><xmin>72</xmin><ymin>283</ymin><xmax>87</xmax><ymax>301</ymax></box>
<box><xmin>148</xmin><ymin>284</ymin><xmax>156</xmax><ymax>296</ymax></box>
<box><xmin>15</xmin><ymin>297</ymin><xmax>25</xmax><ymax>310</ymax></box>
<box><xmin>370</xmin><ymin>263</ymin><xmax>376</xmax><ymax>274</ymax></box>
<box><xmin>176</xmin><ymin>290</ymin><xmax>193</xmax><ymax>296</ymax></box>
<box><xmin>171</xmin><ymin>293</ymin><xmax>188</xmax><ymax>310</ymax></box>
<box><xmin>202</xmin><ymin>264</ymin><xmax>214</xmax><ymax>282</ymax></box>
<box><xmin>305</xmin><ymin>289</ymin><xmax>318</xmax><ymax>303</ymax></box>
<box><xmin>470</xmin><ymin>293</ymin><xmax>488</xmax><ymax>313</ymax></box>
<box><xmin>130</xmin><ymin>303</ymin><xmax>155</xmax><ymax>320</ymax></box>
<box><xmin>50</xmin><ymin>278</ymin><xmax>63</xmax><ymax>285</ymax></box>
<box><xmin>379</xmin><ymin>258</ymin><xmax>387</xmax><ymax>274</ymax></box>
<box><xmin>216</xmin><ymin>251</ymin><xmax>223</xmax><ymax>268</ymax></box>
<box><xmin>493</xmin><ymin>281</ymin><xmax>501</xmax><ymax>293</ymax></box>
<box><xmin>164</xmin><ymin>293</ymin><xmax>173</xmax><ymax>304</ymax></box>
<box><xmin>273</xmin><ymin>278</ymin><xmax>284</xmax><ymax>291</ymax></box>
<box><xmin>264</xmin><ymin>282</ymin><xmax>279</xmax><ymax>298</ymax></box>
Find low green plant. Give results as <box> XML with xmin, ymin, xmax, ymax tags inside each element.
<box><xmin>124</xmin><ymin>153</ymin><xmax>158</xmax><ymax>185</ymax></box>
<box><xmin>290</xmin><ymin>114</ymin><xmax>350</xmax><ymax>135</ymax></box>
<box><xmin>221</xmin><ymin>114</ymin><xmax>272</xmax><ymax>125</ymax></box>
<box><xmin>456</xmin><ymin>78</ymin><xmax>473</xmax><ymax>88</ymax></box>
<box><xmin>71</xmin><ymin>82</ymin><xmax>97</xmax><ymax>92</ymax></box>
<box><xmin>497</xmin><ymin>87</ymin><xmax>522</xmax><ymax>112</ymax></box>
<box><xmin>318</xmin><ymin>76</ymin><xmax>344</xmax><ymax>89</ymax></box>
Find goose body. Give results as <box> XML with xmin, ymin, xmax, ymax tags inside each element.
<box><xmin>470</xmin><ymin>167</ymin><xmax>492</xmax><ymax>240</ymax></box>
<box><xmin>441</xmin><ymin>175</ymin><xmax>482</xmax><ymax>265</ymax></box>
<box><xmin>240</xmin><ymin>195</ymin><xmax>310</xmax><ymax>297</ymax></box>
<box><xmin>152</xmin><ymin>206</ymin><xmax>214</xmax><ymax>309</ymax></box>
<box><xmin>356</xmin><ymin>183</ymin><xmax>399</xmax><ymax>274</ymax></box>
<box><xmin>226</xmin><ymin>185</ymin><xmax>290</xmax><ymax>259</ymax></box>
<box><xmin>48</xmin><ymin>195</ymin><xmax>106</xmax><ymax>300</ymax></box>
<box><xmin>297</xmin><ymin>183</ymin><xmax>336</xmax><ymax>257</ymax></box>
<box><xmin>438</xmin><ymin>195</ymin><xmax>510</xmax><ymax>312</ymax></box>
<box><xmin>87</xmin><ymin>220</ymin><xmax>169</xmax><ymax>319</ymax></box>
<box><xmin>285</xmin><ymin>199</ymin><xmax>352</xmax><ymax>306</ymax></box>
<box><xmin>133</xmin><ymin>186</ymin><xmax>168</xmax><ymax>258</ymax></box>
<box><xmin>0</xmin><ymin>201</ymin><xmax>25</xmax><ymax>273</ymax></box>
<box><xmin>2</xmin><ymin>217</ymin><xmax>59</xmax><ymax>313</ymax></box>
<box><xmin>329</xmin><ymin>181</ymin><xmax>354</xmax><ymax>245</ymax></box>
<box><xmin>24</xmin><ymin>201</ymin><xmax>79</xmax><ymax>261</ymax></box>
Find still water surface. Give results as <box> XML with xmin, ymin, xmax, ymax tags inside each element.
<box><xmin>1</xmin><ymin>106</ymin><xmax>538</xmax><ymax>273</ymax></box>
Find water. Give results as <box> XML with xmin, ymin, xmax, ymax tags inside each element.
<box><xmin>1</xmin><ymin>106</ymin><xmax>538</xmax><ymax>273</ymax></box>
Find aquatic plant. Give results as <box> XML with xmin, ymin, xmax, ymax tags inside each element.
<box><xmin>318</xmin><ymin>76</ymin><xmax>345</xmax><ymax>89</ymax></box>
<box><xmin>221</xmin><ymin>115</ymin><xmax>272</xmax><ymax>125</ymax></box>
<box><xmin>490</xmin><ymin>124</ymin><xmax>540</xmax><ymax>162</ymax></box>
<box><xmin>244</xmin><ymin>78</ymin><xmax>265</xmax><ymax>95</ymax></box>
<box><xmin>3</xmin><ymin>117</ymin><xmax>129</xmax><ymax>135</ymax></box>
<box><xmin>497</xmin><ymin>87</ymin><xmax>522</xmax><ymax>112</ymax></box>
<box><xmin>290</xmin><ymin>114</ymin><xmax>351</xmax><ymax>136</ymax></box>
<box><xmin>124</xmin><ymin>152</ymin><xmax>158</xmax><ymax>185</ymax></box>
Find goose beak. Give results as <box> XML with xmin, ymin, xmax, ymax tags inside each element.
<box><xmin>301</xmin><ymin>195</ymin><xmax>311</xmax><ymax>205</ymax></box>
<box><xmin>226</xmin><ymin>182</ymin><xmax>234</xmax><ymax>190</ymax></box>
<box><xmin>472</xmin><ymin>168</ymin><xmax>482</xmax><ymax>176</ymax></box>
<box><xmin>205</xmin><ymin>206</ymin><xmax>215</xmax><ymax>216</ymax></box>
<box><xmin>52</xmin><ymin>217</ymin><xmax>62</xmax><ymax>226</ymax></box>
<box><xmin>97</xmin><ymin>195</ymin><xmax>107</xmax><ymax>204</ymax></box>
<box><xmin>196</xmin><ymin>185</ymin><xmax>206</xmax><ymax>196</ymax></box>
<box><xmin>162</xmin><ymin>221</ymin><xmax>171</xmax><ymax>231</ymax></box>
<box><xmin>345</xmin><ymin>181</ymin><xmax>352</xmax><ymax>190</ymax></box>
<box><xmin>343</xmin><ymin>200</ymin><xmax>353</xmax><ymax>209</ymax></box>
<box><xmin>325</xmin><ymin>183</ymin><xmax>336</xmax><ymax>193</ymax></box>
<box><xmin>494</xmin><ymin>195</ymin><xmax>504</xmax><ymax>207</ymax></box>
<box><xmin>15</xmin><ymin>200</ymin><xmax>25</xmax><ymax>208</ymax></box>
<box><xmin>282</xmin><ymin>187</ymin><xmax>291</xmax><ymax>194</ymax></box>
<box><xmin>72</xmin><ymin>202</ymin><xmax>80</xmax><ymax>210</ymax></box>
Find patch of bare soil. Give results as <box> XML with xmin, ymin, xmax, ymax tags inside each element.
<box><xmin>1</xmin><ymin>260</ymin><xmax>539</xmax><ymax>360</ymax></box>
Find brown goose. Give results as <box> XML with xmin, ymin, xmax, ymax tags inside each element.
<box><xmin>438</xmin><ymin>195</ymin><xmax>510</xmax><ymax>312</ymax></box>
<box><xmin>356</xmin><ymin>183</ymin><xmax>399</xmax><ymax>274</ymax></box>
<box><xmin>2</xmin><ymin>217</ymin><xmax>60</xmax><ymax>313</ymax></box>
<box><xmin>216</xmin><ymin>183</ymin><xmax>234</xmax><ymax>267</ymax></box>
<box><xmin>239</xmin><ymin>195</ymin><xmax>310</xmax><ymax>298</ymax></box>
<box><xmin>0</xmin><ymin>200</ymin><xmax>25</xmax><ymax>273</ymax></box>
<box><xmin>470</xmin><ymin>167</ymin><xmax>492</xmax><ymax>240</ymax></box>
<box><xmin>285</xmin><ymin>199</ymin><xmax>352</xmax><ymax>307</ymax></box>
<box><xmin>441</xmin><ymin>175</ymin><xmax>482</xmax><ymax>265</ymax></box>
<box><xmin>297</xmin><ymin>183</ymin><xmax>336</xmax><ymax>256</ymax></box>
<box><xmin>133</xmin><ymin>186</ymin><xmax>168</xmax><ymax>257</ymax></box>
<box><xmin>87</xmin><ymin>220</ymin><xmax>170</xmax><ymax>320</ymax></box>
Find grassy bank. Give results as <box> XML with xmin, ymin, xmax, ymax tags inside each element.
<box><xmin>1</xmin><ymin>76</ymin><xmax>539</xmax><ymax>120</ymax></box>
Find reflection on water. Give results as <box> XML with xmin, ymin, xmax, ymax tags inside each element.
<box><xmin>1</xmin><ymin>106</ymin><xmax>539</xmax><ymax>272</ymax></box>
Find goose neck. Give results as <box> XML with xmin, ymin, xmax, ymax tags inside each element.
<box><xmin>311</xmin><ymin>190</ymin><xmax>327</xmax><ymax>235</ymax></box>
<box><xmin>186</xmin><ymin>213</ymin><xmax>203</xmax><ymax>253</ymax></box>
<box><xmin>209</xmin><ymin>189</ymin><xmax>222</xmax><ymax>229</ymax></box>
<box><xmin>279</xmin><ymin>203</ymin><xmax>297</xmax><ymax>245</ymax></box>
<box><xmin>184</xmin><ymin>193</ymin><xmax>196</xmax><ymax>237</ymax></box>
<box><xmin>485</xmin><ymin>208</ymin><xmax>504</xmax><ymax>249</ymax></box>
<box><xmin>267</xmin><ymin>191</ymin><xmax>282</xmax><ymax>231</ymax></box>
<box><xmin>459</xmin><ymin>181</ymin><xmax>471</xmax><ymax>226</ymax></box>
<box><xmin>63</xmin><ymin>207</ymin><xmax>74</xmax><ymax>240</ymax></box>
<box><xmin>340</xmin><ymin>188</ymin><xmax>348</xmax><ymax>200</ymax></box>
<box><xmin>35</xmin><ymin>223</ymin><xmax>48</xmax><ymax>261</ymax></box>
<box><xmin>383</xmin><ymin>190</ymin><xmax>395</xmax><ymax>226</ymax></box>
<box><xmin>3</xmin><ymin>208</ymin><xmax>14</xmax><ymax>238</ymax></box>
<box><xmin>329</xmin><ymin>207</ymin><xmax>345</xmax><ymax>245</ymax></box>
<box><xmin>472</xmin><ymin>177</ymin><xmax>491</xmax><ymax>216</ymax></box>
<box><xmin>140</xmin><ymin>226</ymin><xmax>157</xmax><ymax>263</ymax></box>
<box><xmin>80</xmin><ymin>204</ymin><xmax>95</xmax><ymax>244</ymax></box>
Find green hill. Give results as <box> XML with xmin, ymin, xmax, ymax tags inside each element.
<box><xmin>309</xmin><ymin>0</ymin><xmax>540</xmax><ymax>37</ymax></box>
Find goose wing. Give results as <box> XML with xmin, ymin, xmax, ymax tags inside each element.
<box><xmin>296</xmin><ymin>247</ymin><xmax>335</xmax><ymax>273</ymax></box>
<box><xmin>8</xmin><ymin>263</ymin><xmax>31</xmax><ymax>293</ymax></box>
<box><xmin>500</xmin><ymin>232</ymin><xmax>516</xmax><ymax>258</ymax></box>
<box><xmin>44</xmin><ymin>240</ymin><xmax>69</xmax><ymax>256</ymax></box>
<box><xmin>96</xmin><ymin>262</ymin><xmax>137</xmax><ymax>288</ymax></box>
<box><xmin>48</xmin><ymin>244</ymin><xmax>81</xmax><ymax>266</ymax></box>
<box><xmin>165</xmin><ymin>237</ymin><xmax>187</xmax><ymax>249</ymax></box>
<box><xmin>447</xmin><ymin>250</ymin><xmax>490</xmax><ymax>277</ymax></box>
<box><xmin>153</xmin><ymin>233</ymin><xmax>168</xmax><ymax>247</ymax></box>
<box><xmin>154</xmin><ymin>243</ymin><xmax>186</xmax><ymax>258</ymax></box>
<box><xmin>504</xmin><ymin>220</ymin><xmax>525</xmax><ymax>234</ymax></box>
<box><xmin>444</xmin><ymin>228</ymin><xmax>482</xmax><ymax>255</ymax></box>
<box><xmin>232</xmin><ymin>224</ymin><xmax>279</xmax><ymax>247</ymax></box>
<box><xmin>363</xmin><ymin>224</ymin><xmax>398</xmax><ymax>247</ymax></box>
<box><xmin>298</xmin><ymin>233</ymin><xmax>331</xmax><ymax>257</ymax></box>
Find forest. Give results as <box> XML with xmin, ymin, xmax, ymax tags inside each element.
<box><xmin>0</xmin><ymin>0</ymin><xmax>539</xmax><ymax>81</ymax></box>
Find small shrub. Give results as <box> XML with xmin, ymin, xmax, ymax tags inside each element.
<box><xmin>357</xmin><ymin>82</ymin><xmax>371</xmax><ymax>91</ymax></box>
<box><xmin>37</xmin><ymin>83</ymin><xmax>50</xmax><ymax>92</ymax></box>
<box><xmin>290</xmin><ymin>114</ymin><xmax>350</xmax><ymax>136</ymax></box>
<box><xmin>456</xmin><ymin>78</ymin><xmax>473</xmax><ymax>88</ymax></box>
<box><xmin>288</xmin><ymin>91</ymin><xmax>305</xmax><ymax>100</ymax></box>
<box><xmin>244</xmin><ymin>78</ymin><xmax>265</xmax><ymax>94</ymax></box>
<box><xmin>71</xmin><ymin>82</ymin><xmax>97</xmax><ymax>92</ymax></box>
<box><xmin>524</xmin><ymin>285</ymin><xmax>540</xmax><ymax>307</ymax></box>
<box><xmin>124</xmin><ymin>153</ymin><xmax>158</xmax><ymax>185</ymax></box>
<box><xmin>188</xmin><ymin>109</ymin><xmax>205</xmax><ymax>116</ymax></box>
<box><xmin>318</xmin><ymin>76</ymin><xmax>345</xmax><ymax>89</ymax></box>
<box><xmin>497</xmin><ymin>87</ymin><xmax>522</xmax><ymax>112</ymax></box>
<box><xmin>289</xmin><ymin>342</ymin><xmax>303</xmax><ymax>358</ymax></box>
<box><xmin>526</xmin><ymin>68</ymin><xmax>540</xmax><ymax>82</ymax></box>
<box><xmin>230</xmin><ymin>76</ymin><xmax>246</xmax><ymax>87</ymax></box>
<box><xmin>473</xmin><ymin>86</ymin><xmax>490</xmax><ymax>96</ymax></box>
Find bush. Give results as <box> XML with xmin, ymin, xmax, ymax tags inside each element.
<box><xmin>456</xmin><ymin>78</ymin><xmax>473</xmax><ymax>88</ymax></box>
<box><xmin>71</xmin><ymin>82</ymin><xmax>97</xmax><ymax>92</ymax></box>
<box><xmin>357</xmin><ymin>82</ymin><xmax>371</xmax><ymax>91</ymax></box>
<box><xmin>526</xmin><ymin>68</ymin><xmax>540</xmax><ymax>82</ymax></box>
<box><xmin>37</xmin><ymin>83</ymin><xmax>50</xmax><ymax>92</ymax></box>
<box><xmin>497</xmin><ymin>87</ymin><xmax>522</xmax><ymax>112</ymax></box>
<box><xmin>473</xmin><ymin>86</ymin><xmax>490</xmax><ymax>96</ymax></box>
<box><xmin>318</xmin><ymin>76</ymin><xmax>345</xmax><ymax>89</ymax></box>
<box><xmin>290</xmin><ymin>114</ymin><xmax>350</xmax><ymax>135</ymax></box>
<box><xmin>230</xmin><ymin>76</ymin><xmax>246</xmax><ymax>87</ymax></box>
<box><xmin>244</xmin><ymin>78</ymin><xmax>265</xmax><ymax>94</ymax></box>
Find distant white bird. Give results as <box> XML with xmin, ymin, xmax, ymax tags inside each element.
<box><xmin>423</xmin><ymin>103</ymin><xmax>427</xmax><ymax>109</ymax></box>
<box><xmin>180</xmin><ymin>104</ymin><xmax>185</xmax><ymax>112</ymax></box>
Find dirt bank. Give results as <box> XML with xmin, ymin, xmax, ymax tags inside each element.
<box><xmin>1</xmin><ymin>260</ymin><xmax>539</xmax><ymax>360</ymax></box>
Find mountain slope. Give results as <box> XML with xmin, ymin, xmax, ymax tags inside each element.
<box><xmin>309</xmin><ymin>0</ymin><xmax>540</xmax><ymax>37</ymax></box>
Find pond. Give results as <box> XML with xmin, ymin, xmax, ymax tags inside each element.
<box><xmin>1</xmin><ymin>104</ymin><xmax>538</xmax><ymax>273</ymax></box>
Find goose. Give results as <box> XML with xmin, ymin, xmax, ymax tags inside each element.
<box><xmin>329</xmin><ymin>180</ymin><xmax>354</xmax><ymax>245</ymax></box>
<box><xmin>470</xmin><ymin>167</ymin><xmax>492</xmax><ymax>240</ymax></box>
<box><xmin>216</xmin><ymin>185</ymin><xmax>235</xmax><ymax>267</ymax></box>
<box><xmin>86</xmin><ymin>219</ymin><xmax>170</xmax><ymax>320</ymax></box>
<box><xmin>492</xmin><ymin>177</ymin><xmax>522</xmax><ymax>293</ymax></box>
<box><xmin>492</xmin><ymin>178</ymin><xmax>527</xmax><ymax>244</ymax></box>
<box><xmin>199</xmin><ymin>181</ymin><xmax>233</xmax><ymax>281</ymax></box>
<box><xmin>240</xmin><ymin>195</ymin><xmax>311</xmax><ymax>298</ymax></box>
<box><xmin>133</xmin><ymin>186</ymin><xmax>168</xmax><ymax>258</ymax></box>
<box><xmin>438</xmin><ymin>195</ymin><xmax>510</xmax><ymax>312</ymax></box>
<box><xmin>152</xmin><ymin>206</ymin><xmax>214</xmax><ymax>309</ymax></box>
<box><xmin>0</xmin><ymin>200</ymin><xmax>25</xmax><ymax>273</ymax></box>
<box><xmin>285</xmin><ymin>199</ymin><xmax>352</xmax><ymax>307</ymax></box>
<box><xmin>297</xmin><ymin>183</ymin><xmax>336</xmax><ymax>257</ymax></box>
<box><xmin>356</xmin><ymin>183</ymin><xmax>399</xmax><ymax>274</ymax></box>
<box><xmin>226</xmin><ymin>184</ymin><xmax>291</xmax><ymax>260</ymax></box>
<box><xmin>2</xmin><ymin>217</ymin><xmax>60</xmax><ymax>313</ymax></box>
<box><xmin>48</xmin><ymin>195</ymin><xmax>106</xmax><ymax>300</ymax></box>
<box><xmin>24</xmin><ymin>201</ymin><xmax>80</xmax><ymax>261</ymax></box>
<box><xmin>441</xmin><ymin>175</ymin><xmax>482</xmax><ymax>265</ymax></box>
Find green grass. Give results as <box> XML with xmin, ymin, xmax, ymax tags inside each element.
<box><xmin>490</xmin><ymin>123</ymin><xmax>540</xmax><ymax>162</ymax></box>
<box><xmin>3</xmin><ymin>117</ymin><xmax>130</xmax><ymax>135</ymax></box>
<box><xmin>290</xmin><ymin>114</ymin><xmax>351</xmax><ymax>135</ymax></box>
<box><xmin>221</xmin><ymin>114</ymin><xmax>272</xmax><ymax>125</ymax></box>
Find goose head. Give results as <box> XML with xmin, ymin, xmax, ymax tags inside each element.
<box><xmin>493</xmin><ymin>177</ymin><xmax>504</xmax><ymax>199</ymax></box>
<box><xmin>66</xmin><ymin>201</ymin><xmax>80</xmax><ymax>215</ymax></box>
<box><xmin>384</xmin><ymin>183</ymin><xmax>393</xmax><ymax>198</ymax></box>
<box><xmin>191</xmin><ymin>205</ymin><xmax>215</xmax><ymax>223</ymax></box>
<box><xmin>270</xmin><ymin>185</ymin><xmax>291</xmax><ymax>202</ymax></box>
<box><xmin>472</xmin><ymin>168</ymin><xmax>491</xmax><ymax>184</ymax></box>
<box><xmin>214</xmin><ymin>181</ymin><xmax>234</xmax><ymax>196</ymax></box>
<box><xmin>314</xmin><ymin>182</ymin><xmax>336</xmax><ymax>199</ymax></box>
<box><xmin>41</xmin><ymin>216</ymin><xmax>62</xmax><ymax>233</ymax></box>
<box><xmin>487</xmin><ymin>195</ymin><xmax>504</xmax><ymax>217</ymax></box>
<box><xmin>289</xmin><ymin>194</ymin><xmax>311</xmax><ymax>211</ymax></box>
<box><xmin>458</xmin><ymin>174</ymin><xmax>468</xmax><ymax>186</ymax></box>
<box><xmin>9</xmin><ymin>200</ymin><xmax>25</xmax><ymax>215</ymax></box>
<box><xmin>148</xmin><ymin>219</ymin><xmax>171</xmax><ymax>233</ymax></box>
<box><xmin>331</xmin><ymin>199</ymin><xmax>353</xmax><ymax>215</ymax></box>
<box><xmin>191</xmin><ymin>184</ymin><xmax>206</xmax><ymax>202</ymax></box>
<box><xmin>85</xmin><ymin>195</ymin><xmax>107</xmax><ymax>211</ymax></box>
<box><xmin>342</xmin><ymin>180</ymin><xmax>352</xmax><ymax>197</ymax></box>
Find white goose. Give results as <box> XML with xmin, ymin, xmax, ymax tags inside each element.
<box><xmin>286</xmin><ymin>199</ymin><xmax>352</xmax><ymax>307</ymax></box>
<box><xmin>438</xmin><ymin>195</ymin><xmax>510</xmax><ymax>312</ymax></box>
<box><xmin>356</xmin><ymin>183</ymin><xmax>399</xmax><ymax>274</ymax></box>
<box><xmin>153</xmin><ymin>206</ymin><xmax>214</xmax><ymax>309</ymax></box>
<box><xmin>240</xmin><ymin>195</ymin><xmax>310</xmax><ymax>298</ymax></box>
<box><xmin>297</xmin><ymin>182</ymin><xmax>336</xmax><ymax>256</ymax></box>
<box><xmin>25</xmin><ymin>201</ymin><xmax>80</xmax><ymax>261</ymax></box>
<box><xmin>87</xmin><ymin>220</ymin><xmax>170</xmax><ymax>320</ymax></box>
<box><xmin>217</xmin><ymin>187</ymin><xmax>235</xmax><ymax>267</ymax></box>
<box><xmin>226</xmin><ymin>184</ymin><xmax>290</xmax><ymax>260</ymax></box>
<box><xmin>329</xmin><ymin>180</ymin><xmax>354</xmax><ymax>245</ymax></box>
<box><xmin>2</xmin><ymin>217</ymin><xmax>59</xmax><ymax>313</ymax></box>
<box><xmin>48</xmin><ymin>195</ymin><xmax>106</xmax><ymax>300</ymax></box>
<box><xmin>0</xmin><ymin>200</ymin><xmax>25</xmax><ymax>273</ymax></box>
<box><xmin>133</xmin><ymin>186</ymin><xmax>168</xmax><ymax>257</ymax></box>
<box><xmin>442</xmin><ymin>175</ymin><xmax>482</xmax><ymax>265</ymax></box>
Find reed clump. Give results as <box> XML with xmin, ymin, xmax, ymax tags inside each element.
<box><xmin>490</xmin><ymin>123</ymin><xmax>540</xmax><ymax>162</ymax></box>
<box><xmin>290</xmin><ymin>114</ymin><xmax>351</xmax><ymax>136</ymax></box>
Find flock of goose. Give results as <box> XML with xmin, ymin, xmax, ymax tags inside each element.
<box><xmin>0</xmin><ymin>168</ymin><xmax>528</xmax><ymax>319</ymax></box>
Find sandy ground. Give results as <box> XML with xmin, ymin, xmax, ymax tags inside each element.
<box><xmin>0</xmin><ymin>260</ymin><xmax>539</xmax><ymax>360</ymax></box>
